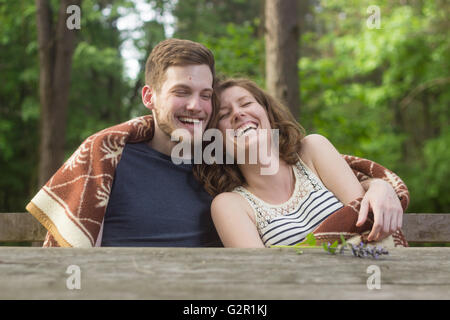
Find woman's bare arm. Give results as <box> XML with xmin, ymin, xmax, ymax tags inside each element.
<box><xmin>299</xmin><ymin>134</ymin><xmax>403</xmax><ymax>241</ymax></box>
<box><xmin>299</xmin><ymin>134</ymin><xmax>365</xmax><ymax>205</ymax></box>
<box><xmin>211</xmin><ymin>192</ymin><xmax>265</xmax><ymax>248</ymax></box>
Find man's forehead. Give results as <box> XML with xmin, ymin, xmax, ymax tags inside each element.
<box><xmin>163</xmin><ymin>64</ymin><xmax>213</xmax><ymax>88</ymax></box>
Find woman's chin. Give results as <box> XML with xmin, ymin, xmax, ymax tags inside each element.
<box><xmin>232</xmin><ymin>134</ymin><xmax>261</xmax><ymax>164</ymax></box>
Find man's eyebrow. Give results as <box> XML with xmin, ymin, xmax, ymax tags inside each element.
<box><xmin>169</xmin><ymin>84</ymin><xmax>191</xmax><ymax>91</ymax></box>
<box><xmin>169</xmin><ymin>84</ymin><xmax>213</xmax><ymax>92</ymax></box>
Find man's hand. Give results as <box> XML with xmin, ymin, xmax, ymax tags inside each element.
<box><xmin>356</xmin><ymin>179</ymin><xmax>403</xmax><ymax>241</ymax></box>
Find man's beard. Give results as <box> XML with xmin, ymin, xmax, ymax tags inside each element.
<box><xmin>153</xmin><ymin>108</ymin><xmax>176</xmax><ymax>138</ymax></box>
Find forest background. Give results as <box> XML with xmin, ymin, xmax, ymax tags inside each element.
<box><xmin>0</xmin><ymin>0</ymin><xmax>448</xmax><ymax>216</ymax></box>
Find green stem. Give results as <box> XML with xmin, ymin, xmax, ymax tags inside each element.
<box><xmin>271</xmin><ymin>245</ymin><xmax>322</xmax><ymax>249</ymax></box>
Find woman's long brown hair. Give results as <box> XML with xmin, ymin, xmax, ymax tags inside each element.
<box><xmin>193</xmin><ymin>78</ymin><xmax>306</xmax><ymax>197</ymax></box>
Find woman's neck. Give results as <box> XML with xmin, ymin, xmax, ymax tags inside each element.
<box><xmin>238</xmin><ymin>157</ymin><xmax>295</xmax><ymax>205</ymax></box>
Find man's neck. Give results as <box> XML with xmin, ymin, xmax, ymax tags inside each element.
<box><xmin>147</xmin><ymin>129</ymin><xmax>196</xmax><ymax>162</ymax></box>
<box><xmin>147</xmin><ymin>129</ymin><xmax>177</xmax><ymax>157</ymax></box>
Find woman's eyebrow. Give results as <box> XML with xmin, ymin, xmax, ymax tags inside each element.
<box><xmin>237</xmin><ymin>96</ymin><xmax>253</xmax><ymax>103</ymax></box>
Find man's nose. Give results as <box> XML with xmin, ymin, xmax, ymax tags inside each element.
<box><xmin>186</xmin><ymin>95</ymin><xmax>201</xmax><ymax>111</ymax></box>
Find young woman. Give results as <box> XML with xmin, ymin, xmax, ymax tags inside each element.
<box><xmin>194</xmin><ymin>78</ymin><xmax>403</xmax><ymax>248</ymax></box>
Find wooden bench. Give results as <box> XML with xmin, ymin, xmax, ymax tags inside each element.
<box><xmin>0</xmin><ymin>212</ymin><xmax>449</xmax><ymax>246</ymax></box>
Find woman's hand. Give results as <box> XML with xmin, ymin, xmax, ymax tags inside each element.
<box><xmin>356</xmin><ymin>179</ymin><xmax>403</xmax><ymax>241</ymax></box>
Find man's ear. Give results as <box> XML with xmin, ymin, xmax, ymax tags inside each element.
<box><xmin>142</xmin><ymin>85</ymin><xmax>154</xmax><ymax>111</ymax></box>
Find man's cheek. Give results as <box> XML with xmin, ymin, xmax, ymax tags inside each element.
<box><xmin>204</xmin><ymin>102</ymin><xmax>213</xmax><ymax>118</ymax></box>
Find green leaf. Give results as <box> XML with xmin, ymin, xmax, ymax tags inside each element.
<box><xmin>305</xmin><ymin>233</ymin><xmax>316</xmax><ymax>246</ymax></box>
<box><xmin>325</xmin><ymin>241</ymin><xmax>337</xmax><ymax>254</ymax></box>
<box><xmin>340</xmin><ymin>234</ymin><xmax>347</xmax><ymax>246</ymax></box>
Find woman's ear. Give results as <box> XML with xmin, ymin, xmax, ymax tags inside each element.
<box><xmin>142</xmin><ymin>85</ymin><xmax>154</xmax><ymax>110</ymax></box>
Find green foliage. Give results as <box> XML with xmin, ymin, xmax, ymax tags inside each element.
<box><xmin>0</xmin><ymin>0</ymin><xmax>165</xmax><ymax>211</ymax></box>
<box><xmin>172</xmin><ymin>0</ymin><xmax>265</xmax><ymax>85</ymax></box>
<box><xmin>198</xmin><ymin>22</ymin><xmax>265</xmax><ymax>84</ymax></box>
<box><xmin>0</xmin><ymin>1</ymin><xmax>39</xmax><ymax>211</ymax></box>
<box><xmin>195</xmin><ymin>0</ymin><xmax>449</xmax><ymax>213</ymax></box>
<box><xmin>298</xmin><ymin>0</ymin><xmax>449</xmax><ymax>213</ymax></box>
<box><xmin>301</xmin><ymin>232</ymin><xmax>317</xmax><ymax>247</ymax></box>
<box><xmin>0</xmin><ymin>0</ymin><xmax>448</xmax><ymax>215</ymax></box>
<box><xmin>172</xmin><ymin>0</ymin><xmax>261</xmax><ymax>40</ymax></box>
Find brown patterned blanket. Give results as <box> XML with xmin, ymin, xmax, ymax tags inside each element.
<box><xmin>25</xmin><ymin>115</ymin><xmax>410</xmax><ymax>247</ymax></box>
<box><xmin>313</xmin><ymin>155</ymin><xmax>410</xmax><ymax>247</ymax></box>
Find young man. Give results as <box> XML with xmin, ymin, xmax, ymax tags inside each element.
<box><xmin>27</xmin><ymin>38</ymin><xmax>404</xmax><ymax>247</ymax></box>
<box><xmin>100</xmin><ymin>39</ymin><xmax>222</xmax><ymax>246</ymax></box>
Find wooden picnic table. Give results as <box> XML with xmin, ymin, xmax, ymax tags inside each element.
<box><xmin>0</xmin><ymin>247</ymin><xmax>449</xmax><ymax>300</ymax></box>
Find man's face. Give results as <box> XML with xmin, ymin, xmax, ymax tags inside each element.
<box><xmin>143</xmin><ymin>64</ymin><xmax>213</xmax><ymax>139</ymax></box>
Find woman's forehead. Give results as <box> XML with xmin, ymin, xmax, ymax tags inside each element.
<box><xmin>219</xmin><ymin>86</ymin><xmax>253</xmax><ymax>107</ymax></box>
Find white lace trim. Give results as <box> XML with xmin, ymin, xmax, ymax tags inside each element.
<box><xmin>233</xmin><ymin>159</ymin><xmax>324</xmax><ymax>230</ymax></box>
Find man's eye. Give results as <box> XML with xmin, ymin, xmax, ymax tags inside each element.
<box><xmin>175</xmin><ymin>90</ymin><xmax>188</xmax><ymax>96</ymax></box>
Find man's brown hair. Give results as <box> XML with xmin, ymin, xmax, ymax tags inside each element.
<box><xmin>145</xmin><ymin>38</ymin><xmax>215</xmax><ymax>92</ymax></box>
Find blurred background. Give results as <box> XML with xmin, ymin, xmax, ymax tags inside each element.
<box><xmin>0</xmin><ymin>0</ymin><xmax>449</xmax><ymax>215</ymax></box>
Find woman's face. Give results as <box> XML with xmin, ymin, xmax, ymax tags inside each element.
<box><xmin>217</xmin><ymin>86</ymin><xmax>272</xmax><ymax>157</ymax></box>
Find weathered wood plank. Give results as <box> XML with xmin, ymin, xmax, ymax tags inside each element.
<box><xmin>0</xmin><ymin>247</ymin><xmax>449</xmax><ymax>299</ymax></box>
<box><xmin>403</xmin><ymin>213</ymin><xmax>450</xmax><ymax>243</ymax></box>
<box><xmin>0</xmin><ymin>212</ymin><xmax>449</xmax><ymax>243</ymax></box>
<box><xmin>0</xmin><ymin>213</ymin><xmax>46</xmax><ymax>242</ymax></box>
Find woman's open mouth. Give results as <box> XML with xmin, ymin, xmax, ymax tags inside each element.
<box><xmin>234</xmin><ymin>121</ymin><xmax>258</xmax><ymax>137</ymax></box>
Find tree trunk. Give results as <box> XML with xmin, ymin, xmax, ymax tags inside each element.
<box><xmin>36</xmin><ymin>0</ymin><xmax>80</xmax><ymax>187</ymax></box>
<box><xmin>265</xmin><ymin>0</ymin><xmax>300</xmax><ymax>120</ymax></box>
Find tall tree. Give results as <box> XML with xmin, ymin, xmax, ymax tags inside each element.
<box><xmin>35</xmin><ymin>0</ymin><xmax>81</xmax><ymax>187</ymax></box>
<box><xmin>265</xmin><ymin>0</ymin><xmax>300</xmax><ymax>119</ymax></box>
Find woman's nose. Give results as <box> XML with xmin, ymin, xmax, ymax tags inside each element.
<box><xmin>231</xmin><ymin>108</ymin><xmax>245</xmax><ymax>123</ymax></box>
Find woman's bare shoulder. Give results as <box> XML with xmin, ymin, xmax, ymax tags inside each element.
<box><xmin>212</xmin><ymin>192</ymin><xmax>242</xmax><ymax>205</ymax></box>
<box><xmin>211</xmin><ymin>192</ymin><xmax>255</xmax><ymax>223</ymax></box>
<box><xmin>212</xmin><ymin>192</ymin><xmax>248</xmax><ymax>212</ymax></box>
<box><xmin>299</xmin><ymin>134</ymin><xmax>334</xmax><ymax>173</ymax></box>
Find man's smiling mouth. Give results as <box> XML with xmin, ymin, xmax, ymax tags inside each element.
<box><xmin>177</xmin><ymin>116</ymin><xmax>203</xmax><ymax>125</ymax></box>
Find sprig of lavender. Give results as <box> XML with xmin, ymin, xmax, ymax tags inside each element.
<box><xmin>272</xmin><ymin>233</ymin><xmax>390</xmax><ymax>259</ymax></box>
<box><xmin>349</xmin><ymin>242</ymin><xmax>389</xmax><ymax>259</ymax></box>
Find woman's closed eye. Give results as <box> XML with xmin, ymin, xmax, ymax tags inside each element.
<box><xmin>218</xmin><ymin>111</ymin><xmax>229</xmax><ymax>120</ymax></box>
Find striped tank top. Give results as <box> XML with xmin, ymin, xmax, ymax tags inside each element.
<box><xmin>232</xmin><ymin>158</ymin><xmax>344</xmax><ymax>247</ymax></box>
